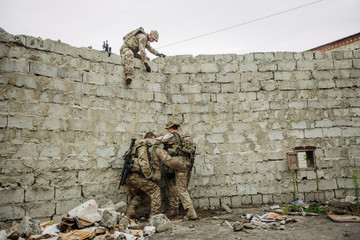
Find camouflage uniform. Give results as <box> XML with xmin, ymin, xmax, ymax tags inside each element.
<box><xmin>120</xmin><ymin>28</ymin><xmax>159</xmax><ymax>80</ymax></box>
<box><xmin>162</xmin><ymin>165</ymin><xmax>180</xmax><ymax>215</ymax></box>
<box><xmin>145</xmin><ymin>131</ymin><xmax>197</xmax><ymax>218</ymax></box>
<box><xmin>125</xmin><ymin>144</ymin><xmax>161</xmax><ymax>217</ymax></box>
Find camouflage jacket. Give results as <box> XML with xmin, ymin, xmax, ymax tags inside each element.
<box><xmin>124</xmin><ymin>33</ymin><xmax>159</xmax><ymax>61</ymax></box>
<box><xmin>131</xmin><ymin>144</ymin><xmax>153</xmax><ymax>179</ymax></box>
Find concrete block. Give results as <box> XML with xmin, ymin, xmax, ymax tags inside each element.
<box><xmin>27</xmin><ymin>202</ymin><xmax>55</xmax><ymax>218</ymax></box>
<box><xmin>0</xmin><ymin>188</ymin><xmax>24</xmax><ymax>204</ymax></box>
<box><xmin>0</xmin><ymin>205</ymin><xmax>25</xmax><ymax>221</ymax></box>
<box><xmin>239</xmin><ymin>62</ymin><xmax>257</xmax><ymax>72</ymax></box>
<box><xmin>55</xmin><ymin>186</ymin><xmax>82</xmax><ymax>200</ymax></box>
<box><xmin>279</xmin><ymin>80</ymin><xmax>297</xmax><ymax>90</ymax></box>
<box><xmin>0</xmin><ymin>58</ymin><xmax>28</xmax><ymax>73</ymax></box>
<box><xmin>0</xmin><ymin>115</ymin><xmax>6</xmax><ymax>127</ymax></box>
<box><xmin>241</xmin><ymin>81</ymin><xmax>260</xmax><ymax>91</ymax></box>
<box><xmin>289</xmin><ymin>101</ymin><xmax>307</xmax><ymax>109</ymax></box>
<box><xmin>268</xmin><ymin>130</ymin><xmax>283</xmax><ymax>140</ymax></box>
<box><xmin>259</xmin><ymin>63</ymin><xmax>277</xmax><ymax>71</ymax></box>
<box><xmin>336</xmin><ymin>178</ymin><xmax>354</xmax><ymax>188</ymax></box>
<box><xmin>316</xmin><ymin>60</ymin><xmax>334</xmax><ymax>70</ymax></box>
<box><xmin>274</xmin><ymin>52</ymin><xmax>294</xmax><ymax>61</ymax></box>
<box><xmin>305</xmin><ymin>129</ymin><xmax>323</xmax><ymax>138</ymax></box>
<box><xmin>297</xmin><ymin>60</ymin><xmax>315</xmax><ymax>70</ymax></box>
<box><xmin>318</xmin><ymin>179</ymin><xmax>337</xmax><ymax>190</ymax></box>
<box><xmin>40</xmin><ymin>146</ymin><xmax>61</xmax><ymax>159</ymax></box>
<box><xmin>201</xmin><ymin>83</ymin><xmax>221</xmax><ymax>93</ymax></box>
<box><xmin>278</xmin><ymin>61</ymin><xmax>296</xmax><ymax>71</ymax></box>
<box><xmin>334</xmin><ymin>60</ymin><xmax>352</xmax><ymax>69</ymax></box>
<box><xmin>25</xmin><ymin>187</ymin><xmax>54</xmax><ymax>202</ymax></box>
<box><xmin>83</xmin><ymin>72</ymin><xmax>106</xmax><ymax>85</ymax></box>
<box><xmin>231</xmin><ymin>196</ymin><xmax>242</xmax><ymax>207</ymax></box>
<box><xmin>342</xmin><ymin>128</ymin><xmax>360</xmax><ymax>137</ymax></box>
<box><xmin>41</xmin><ymin>118</ymin><xmax>61</xmax><ymax>130</ymax></box>
<box><xmin>8</xmin><ymin>116</ymin><xmax>34</xmax><ymax>129</ymax></box>
<box><xmin>29</xmin><ymin>62</ymin><xmax>57</xmax><ymax>77</ymax></box>
<box><xmin>241</xmin><ymin>195</ymin><xmax>252</xmax><ymax>205</ymax></box>
<box><xmin>57</xmin><ymin>66</ymin><xmax>82</xmax><ymax>81</ymax></box>
<box><xmin>181</xmin><ymin>64</ymin><xmax>200</xmax><ymax>73</ymax></box>
<box><xmin>298</xmin><ymin>181</ymin><xmax>317</xmax><ymax>192</ymax></box>
<box><xmin>323</xmin><ymin>128</ymin><xmax>342</xmax><ymax>137</ymax></box>
<box><xmin>200</xmin><ymin>63</ymin><xmax>219</xmax><ymax>73</ymax></box>
<box><xmin>262</xmin><ymin>194</ymin><xmax>274</xmax><ymax>204</ymax></box>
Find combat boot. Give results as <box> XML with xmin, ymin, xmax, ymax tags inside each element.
<box><xmin>125</xmin><ymin>74</ymin><xmax>132</xmax><ymax>84</ymax></box>
<box><xmin>125</xmin><ymin>77</ymin><xmax>132</xmax><ymax>84</ymax></box>
<box><xmin>184</xmin><ymin>207</ymin><xmax>198</xmax><ymax>220</ymax></box>
<box><xmin>126</xmin><ymin>206</ymin><xmax>138</xmax><ymax>219</ymax></box>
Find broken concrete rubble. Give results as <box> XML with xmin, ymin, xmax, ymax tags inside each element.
<box><xmin>149</xmin><ymin>214</ymin><xmax>174</xmax><ymax>233</ymax></box>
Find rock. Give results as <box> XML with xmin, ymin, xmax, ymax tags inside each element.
<box><xmin>149</xmin><ymin>214</ymin><xmax>174</xmax><ymax>233</ymax></box>
<box><xmin>68</xmin><ymin>199</ymin><xmax>102</xmax><ymax>223</ymax></box>
<box><xmin>16</xmin><ymin>216</ymin><xmax>41</xmax><ymax>238</ymax></box>
<box><xmin>115</xmin><ymin>201</ymin><xmax>127</xmax><ymax>213</ymax></box>
<box><xmin>100</xmin><ymin>210</ymin><xmax>121</xmax><ymax>228</ymax></box>
<box><xmin>223</xmin><ymin>204</ymin><xmax>232</xmax><ymax>213</ymax></box>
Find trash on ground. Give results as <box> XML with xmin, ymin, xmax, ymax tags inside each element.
<box><xmin>327</xmin><ymin>214</ymin><xmax>360</xmax><ymax>222</ymax></box>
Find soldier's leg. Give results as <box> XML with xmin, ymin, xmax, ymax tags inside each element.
<box><xmin>153</xmin><ymin>148</ymin><xmax>188</xmax><ymax>171</ymax></box>
<box><xmin>175</xmin><ymin>170</ymin><xmax>198</xmax><ymax>220</ymax></box>
<box><xmin>168</xmin><ymin>177</ymin><xmax>180</xmax><ymax>216</ymax></box>
<box><xmin>125</xmin><ymin>174</ymin><xmax>143</xmax><ymax>218</ymax></box>
<box><xmin>121</xmin><ymin>48</ymin><xmax>134</xmax><ymax>84</ymax></box>
<box><xmin>141</xmin><ymin>180</ymin><xmax>161</xmax><ymax>216</ymax></box>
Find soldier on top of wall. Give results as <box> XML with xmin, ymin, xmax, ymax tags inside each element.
<box><xmin>120</xmin><ymin>27</ymin><xmax>166</xmax><ymax>85</ymax></box>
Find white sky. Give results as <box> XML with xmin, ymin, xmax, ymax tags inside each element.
<box><xmin>0</xmin><ymin>0</ymin><xmax>359</xmax><ymax>58</ymax></box>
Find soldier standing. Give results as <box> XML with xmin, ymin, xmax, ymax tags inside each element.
<box><xmin>140</xmin><ymin>121</ymin><xmax>198</xmax><ymax>220</ymax></box>
<box><xmin>120</xmin><ymin>27</ymin><xmax>166</xmax><ymax>84</ymax></box>
<box><xmin>125</xmin><ymin>132</ymin><xmax>162</xmax><ymax>218</ymax></box>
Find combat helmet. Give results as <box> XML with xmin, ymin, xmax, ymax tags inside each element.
<box><xmin>165</xmin><ymin>120</ymin><xmax>180</xmax><ymax>129</ymax></box>
<box><xmin>151</xmin><ymin>30</ymin><xmax>159</xmax><ymax>42</ymax></box>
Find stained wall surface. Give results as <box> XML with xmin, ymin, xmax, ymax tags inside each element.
<box><xmin>1</xmin><ymin>28</ymin><xmax>359</xmax><ymax>222</ymax></box>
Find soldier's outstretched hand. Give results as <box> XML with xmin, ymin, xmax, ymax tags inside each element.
<box><xmin>158</xmin><ymin>53</ymin><xmax>166</xmax><ymax>58</ymax></box>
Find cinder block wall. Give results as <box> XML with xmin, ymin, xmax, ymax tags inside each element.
<box><xmin>1</xmin><ymin>27</ymin><xmax>359</xmax><ymax>222</ymax></box>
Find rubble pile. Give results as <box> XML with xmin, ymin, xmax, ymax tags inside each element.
<box><xmin>220</xmin><ymin>210</ymin><xmax>299</xmax><ymax>233</ymax></box>
<box><xmin>0</xmin><ymin>199</ymin><xmax>172</xmax><ymax>240</ymax></box>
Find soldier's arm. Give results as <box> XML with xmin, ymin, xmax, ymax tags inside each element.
<box><xmin>138</xmin><ymin>34</ymin><xmax>148</xmax><ymax>62</ymax></box>
<box><xmin>146</xmin><ymin>43</ymin><xmax>159</xmax><ymax>56</ymax></box>
<box><xmin>143</xmin><ymin>133</ymin><xmax>173</xmax><ymax>146</ymax></box>
<box><xmin>137</xmin><ymin>145</ymin><xmax>153</xmax><ymax>179</ymax></box>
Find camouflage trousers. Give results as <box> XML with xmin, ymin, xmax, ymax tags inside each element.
<box><xmin>125</xmin><ymin>172</ymin><xmax>161</xmax><ymax>215</ymax></box>
<box><xmin>167</xmin><ymin>177</ymin><xmax>180</xmax><ymax>210</ymax></box>
<box><xmin>120</xmin><ymin>45</ymin><xmax>142</xmax><ymax>79</ymax></box>
<box><xmin>152</xmin><ymin>148</ymin><xmax>193</xmax><ymax>210</ymax></box>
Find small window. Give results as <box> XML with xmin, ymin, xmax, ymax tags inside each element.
<box><xmin>287</xmin><ymin>146</ymin><xmax>316</xmax><ymax>170</ymax></box>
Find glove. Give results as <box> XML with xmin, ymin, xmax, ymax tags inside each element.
<box><xmin>144</xmin><ymin>62</ymin><xmax>151</xmax><ymax>72</ymax></box>
<box><xmin>157</xmin><ymin>53</ymin><xmax>166</xmax><ymax>58</ymax></box>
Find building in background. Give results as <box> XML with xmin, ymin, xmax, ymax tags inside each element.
<box><xmin>307</xmin><ymin>32</ymin><xmax>360</xmax><ymax>52</ymax></box>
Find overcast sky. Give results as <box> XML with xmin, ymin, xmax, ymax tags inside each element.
<box><xmin>0</xmin><ymin>0</ymin><xmax>359</xmax><ymax>58</ymax></box>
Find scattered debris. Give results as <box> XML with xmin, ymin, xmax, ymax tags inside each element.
<box><xmin>222</xmin><ymin>204</ymin><xmax>232</xmax><ymax>213</ymax></box>
<box><xmin>149</xmin><ymin>214</ymin><xmax>174</xmax><ymax>233</ymax></box>
<box><xmin>327</xmin><ymin>215</ymin><xmax>360</xmax><ymax>223</ymax></box>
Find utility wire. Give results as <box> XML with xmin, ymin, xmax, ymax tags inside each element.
<box><xmin>157</xmin><ymin>0</ymin><xmax>325</xmax><ymax>49</ymax></box>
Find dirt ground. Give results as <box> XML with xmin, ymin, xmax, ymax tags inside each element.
<box><xmin>146</xmin><ymin>207</ymin><xmax>360</xmax><ymax>240</ymax></box>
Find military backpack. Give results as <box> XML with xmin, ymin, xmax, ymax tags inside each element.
<box><xmin>172</xmin><ymin>132</ymin><xmax>196</xmax><ymax>155</ymax></box>
<box><xmin>123</xmin><ymin>27</ymin><xmax>146</xmax><ymax>43</ymax></box>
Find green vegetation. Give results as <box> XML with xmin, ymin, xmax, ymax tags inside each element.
<box><xmin>304</xmin><ymin>203</ymin><xmax>328</xmax><ymax>215</ymax></box>
<box><xmin>351</xmin><ymin>171</ymin><xmax>360</xmax><ymax>216</ymax></box>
